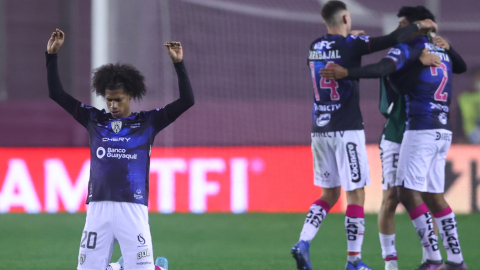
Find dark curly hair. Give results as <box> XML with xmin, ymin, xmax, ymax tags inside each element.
<box><xmin>397</xmin><ymin>6</ymin><xmax>435</xmax><ymax>24</ymax></box>
<box><xmin>92</xmin><ymin>63</ymin><xmax>146</xmax><ymax>100</ymax></box>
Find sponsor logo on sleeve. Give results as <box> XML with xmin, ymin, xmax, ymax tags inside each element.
<box><xmin>359</xmin><ymin>36</ymin><xmax>370</xmax><ymax>43</ymax></box>
<box><xmin>346</xmin><ymin>142</ymin><xmax>361</xmax><ymax>183</ymax></box>
<box><xmin>388</xmin><ymin>48</ymin><xmax>401</xmax><ymax>55</ymax></box>
<box><xmin>316</xmin><ymin>114</ymin><xmax>331</xmax><ymax>127</ymax></box>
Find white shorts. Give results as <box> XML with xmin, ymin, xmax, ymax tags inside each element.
<box><xmin>77</xmin><ymin>201</ymin><xmax>154</xmax><ymax>270</ymax></box>
<box><xmin>311</xmin><ymin>130</ymin><xmax>370</xmax><ymax>191</ymax></box>
<box><xmin>396</xmin><ymin>129</ymin><xmax>452</xmax><ymax>193</ymax></box>
<box><xmin>379</xmin><ymin>135</ymin><xmax>401</xmax><ymax>190</ymax></box>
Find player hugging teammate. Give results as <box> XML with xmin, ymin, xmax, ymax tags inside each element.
<box><xmin>46</xmin><ymin>29</ymin><xmax>194</xmax><ymax>270</ymax></box>
<box><xmin>319</xmin><ymin>3</ymin><xmax>467</xmax><ymax>270</ymax></box>
<box><xmin>290</xmin><ymin>1</ymin><xmax>439</xmax><ymax>270</ymax></box>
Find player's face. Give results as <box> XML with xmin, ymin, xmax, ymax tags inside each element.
<box><xmin>105</xmin><ymin>88</ymin><xmax>133</xmax><ymax>118</ymax></box>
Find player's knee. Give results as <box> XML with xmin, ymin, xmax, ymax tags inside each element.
<box><xmin>421</xmin><ymin>193</ymin><xmax>447</xmax><ymax>211</ymax></box>
<box><xmin>319</xmin><ymin>186</ymin><xmax>341</xmax><ymax>205</ymax></box>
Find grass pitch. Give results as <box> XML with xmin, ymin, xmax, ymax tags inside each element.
<box><xmin>0</xmin><ymin>213</ymin><xmax>478</xmax><ymax>270</ymax></box>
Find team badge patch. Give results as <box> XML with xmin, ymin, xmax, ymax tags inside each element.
<box><xmin>111</xmin><ymin>121</ymin><xmax>122</xmax><ymax>134</ymax></box>
<box><xmin>79</xmin><ymin>254</ymin><xmax>86</xmax><ymax>265</ymax></box>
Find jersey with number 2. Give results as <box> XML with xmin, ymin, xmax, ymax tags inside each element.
<box><xmin>385</xmin><ymin>36</ymin><xmax>453</xmax><ymax>130</ymax></box>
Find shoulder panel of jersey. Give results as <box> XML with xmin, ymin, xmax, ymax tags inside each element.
<box><xmin>73</xmin><ymin>103</ymin><xmax>105</xmax><ymax>128</ymax></box>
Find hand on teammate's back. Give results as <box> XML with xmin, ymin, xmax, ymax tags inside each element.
<box><xmin>47</xmin><ymin>28</ymin><xmax>64</xmax><ymax>54</ymax></box>
<box><xmin>319</xmin><ymin>63</ymin><xmax>348</xmax><ymax>81</ymax></box>
<box><xmin>164</xmin><ymin>41</ymin><xmax>183</xmax><ymax>63</ymax></box>
<box><xmin>419</xmin><ymin>48</ymin><xmax>441</xmax><ymax>67</ymax></box>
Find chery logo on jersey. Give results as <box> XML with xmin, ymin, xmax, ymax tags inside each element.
<box><xmin>346</xmin><ymin>143</ymin><xmax>361</xmax><ymax>183</ymax></box>
<box><xmin>102</xmin><ymin>137</ymin><xmax>131</xmax><ymax>142</ymax></box>
<box><xmin>316</xmin><ymin>114</ymin><xmax>331</xmax><ymax>127</ymax></box>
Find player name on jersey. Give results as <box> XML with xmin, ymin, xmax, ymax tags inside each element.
<box><xmin>309</xmin><ymin>50</ymin><xmax>341</xmax><ymax>61</ymax></box>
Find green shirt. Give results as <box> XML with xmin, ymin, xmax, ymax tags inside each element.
<box><xmin>379</xmin><ymin>77</ymin><xmax>406</xmax><ymax>144</ymax></box>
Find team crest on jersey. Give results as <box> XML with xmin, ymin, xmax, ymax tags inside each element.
<box><xmin>111</xmin><ymin>121</ymin><xmax>122</xmax><ymax>134</ymax></box>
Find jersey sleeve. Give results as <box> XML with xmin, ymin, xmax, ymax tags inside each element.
<box><xmin>348</xmin><ymin>35</ymin><xmax>372</xmax><ymax>56</ymax></box>
<box><xmin>46</xmin><ymin>52</ymin><xmax>102</xmax><ymax>128</ymax></box>
<box><xmin>385</xmin><ymin>42</ymin><xmax>425</xmax><ymax>71</ymax></box>
<box><xmin>144</xmin><ymin>107</ymin><xmax>172</xmax><ymax>133</ymax></box>
<box><xmin>73</xmin><ymin>103</ymin><xmax>103</xmax><ymax>128</ymax></box>
<box><xmin>384</xmin><ymin>44</ymin><xmax>410</xmax><ymax>71</ymax></box>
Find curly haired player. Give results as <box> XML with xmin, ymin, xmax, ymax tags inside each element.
<box><xmin>46</xmin><ymin>28</ymin><xmax>194</xmax><ymax>269</ymax></box>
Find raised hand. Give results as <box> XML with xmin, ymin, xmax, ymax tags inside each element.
<box><xmin>164</xmin><ymin>41</ymin><xmax>183</xmax><ymax>63</ymax></box>
<box><xmin>419</xmin><ymin>48</ymin><xmax>441</xmax><ymax>67</ymax></box>
<box><xmin>319</xmin><ymin>63</ymin><xmax>348</xmax><ymax>80</ymax></box>
<box><xmin>47</xmin><ymin>28</ymin><xmax>65</xmax><ymax>54</ymax></box>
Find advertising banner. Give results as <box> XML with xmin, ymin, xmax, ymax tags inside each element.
<box><xmin>0</xmin><ymin>146</ymin><xmax>478</xmax><ymax>213</ymax></box>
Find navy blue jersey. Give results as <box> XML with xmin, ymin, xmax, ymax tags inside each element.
<box><xmin>46</xmin><ymin>53</ymin><xmax>194</xmax><ymax>207</ymax></box>
<box><xmin>385</xmin><ymin>36</ymin><xmax>453</xmax><ymax>130</ymax></box>
<box><xmin>74</xmin><ymin>104</ymin><xmax>171</xmax><ymax>206</ymax></box>
<box><xmin>308</xmin><ymin>34</ymin><xmax>371</xmax><ymax>132</ymax></box>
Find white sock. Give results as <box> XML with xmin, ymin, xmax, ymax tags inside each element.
<box><xmin>299</xmin><ymin>203</ymin><xmax>328</xmax><ymax>242</ymax></box>
<box><xmin>379</xmin><ymin>233</ymin><xmax>397</xmax><ymax>259</ymax></box>
<box><xmin>345</xmin><ymin>216</ymin><xmax>364</xmax><ymax>263</ymax></box>
<box><xmin>435</xmin><ymin>210</ymin><xmax>464</xmax><ymax>264</ymax></box>
<box><xmin>411</xmin><ymin>212</ymin><xmax>442</xmax><ymax>261</ymax></box>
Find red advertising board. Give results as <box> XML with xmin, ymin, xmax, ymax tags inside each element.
<box><xmin>0</xmin><ymin>146</ymin><xmax>478</xmax><ymax>214</ymax></box>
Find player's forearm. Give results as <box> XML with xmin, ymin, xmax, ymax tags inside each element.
<box><xmin>347</xmin><ymin>58</ymin><xmax>397</xmax><ymax>79</ymax></box>
<box><xmin>46</xmin><ymin>52</ymin><xmax>78</xmax><ymax>114</ymax></box>
<box><xmin>164</xmin><ymin>61</ymin><xmax>195</xmax><ymax>121</ymax></box>
<box><xmin>369</xmin><ymin>24</ymin><xmax>418</xmax><ymax>53</ymax></box>
<box><xmin>447</xmin><ymin>46</ymin><xmax>467</xmax><ymax>74</ymax></box>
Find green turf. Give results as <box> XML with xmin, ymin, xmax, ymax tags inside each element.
<box><xmin>0</xmin><ymin>213</ymin><xmax>478</xmax><ymax>269</ymax></box>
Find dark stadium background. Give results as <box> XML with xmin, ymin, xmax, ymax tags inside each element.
<box><xmin>1</xmin><ymin>0</ymin><xmax>479</xmax><ymax>147</ymax></box>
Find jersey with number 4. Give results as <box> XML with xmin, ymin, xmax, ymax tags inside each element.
<box><xmin>385</xmin><ymin>36</ymin><xmax>453</xmax><ymax>131</ymax></box>
<box><xmin>308</xmin><ymin>34</ymin><xmax>371</xmax><ymax>132</ymax></box>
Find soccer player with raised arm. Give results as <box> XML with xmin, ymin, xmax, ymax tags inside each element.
<box><xmin>320</xmin><ymin>6</ymin><xmax>467</xmax><ymax>270</ymax></box>
<box><xmin>46</xmin><ymin>29</ymin><xmax>194</xmax><ymax>270</ymax></box>
<box><xmin>290</xmin><ymin>1</ymin><xmax>436</xmax><ymax>270</ymax></box>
